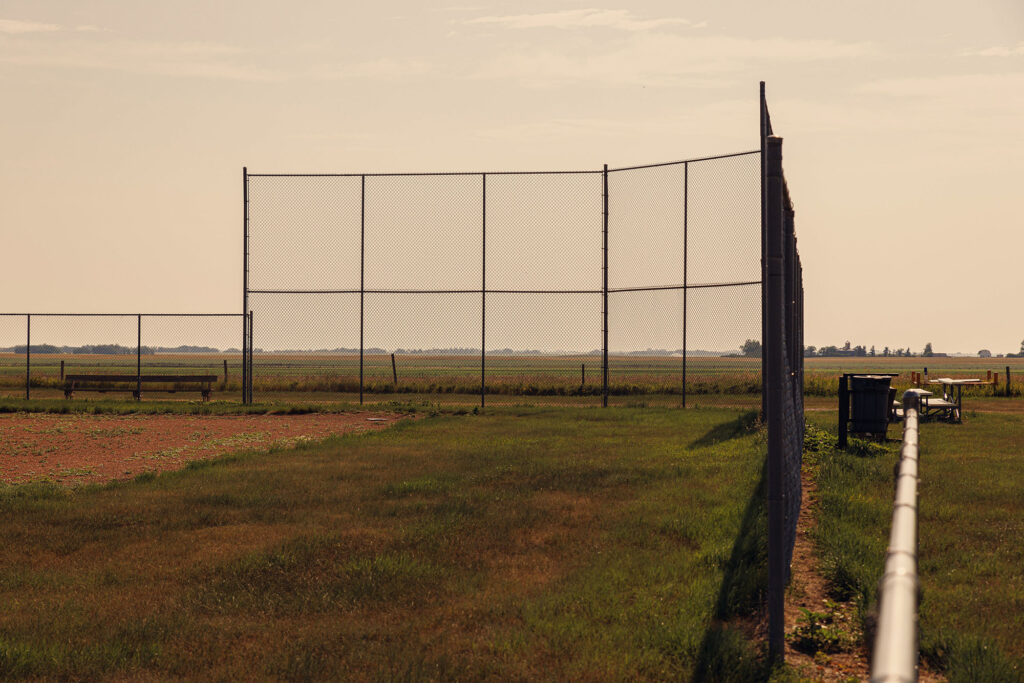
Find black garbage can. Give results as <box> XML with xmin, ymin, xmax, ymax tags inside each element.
<box><xmin>849</xmin><ymin>375</ymin><xmax>892</xmax><ymax>435</ymax></box>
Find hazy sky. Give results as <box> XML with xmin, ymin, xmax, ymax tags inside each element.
<box><xmin>2</xmin><ymin>1</ymin><xmax>1022</xmax><ymax>353</ymax></box>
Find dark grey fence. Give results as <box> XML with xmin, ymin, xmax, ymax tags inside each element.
<box><xmin>762</xmin><ymin>82</ymin><xmax>806</xmax><ymax>663</ymax></box>
<box><xmin>0</xmin><ymin>313</ymin><xmax>248</xmax><ymax>402</ymax></box>
<box><xmin>244</xmin><ymin>153</ymin><xmax>762</xmax><ymax>406</ymax></box>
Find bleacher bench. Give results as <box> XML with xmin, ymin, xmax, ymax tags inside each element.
<box><xmin>63</xmin><ymin>374</ymin><xmax>217</xmax><ymax>401</ymax></box>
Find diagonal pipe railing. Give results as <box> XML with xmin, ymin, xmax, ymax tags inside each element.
<box><xmin>870</xmin><ymin>389</ymin><xmax>924</xmax><ymax>683</ymax></box>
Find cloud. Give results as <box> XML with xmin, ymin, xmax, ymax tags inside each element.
<box><xmin>0</xmin><ymin>18</ymin><xmax>61</xmax><ymax>34</ymax></box>
<box><xmin>472</xmin><ymin>34</ymin><xmax>873</xmax><ymax>87</ymax></box>
<box><xmin>959</xmin><ymin>42</ymin><xmax>1024</xmax><ymax>58</ymax></box>
<box><xmin>465</xmin><ymin>9</ymin><xmax>701</xmax><ymax>32</ymax></box>
<box><xmin>0</xmin><ymin>37</ymin><xmax>432</xmax><ymax>83</ymax></box>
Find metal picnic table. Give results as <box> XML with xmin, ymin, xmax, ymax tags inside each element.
<box><xmin>923</xmin><ymin>378</ymin><xmax>992</xmax><ymax>423</ymax></box>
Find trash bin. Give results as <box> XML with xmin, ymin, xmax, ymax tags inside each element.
<box><xmin>849</xmin><ymin>375</ymin><xmax>892</xmax><ymax>435</ymax></box>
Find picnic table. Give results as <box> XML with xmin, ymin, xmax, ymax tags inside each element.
<box><xmin>923</xmin><ymin>378</ymin><xmax>992</xmax><ymax>423</ymax></box>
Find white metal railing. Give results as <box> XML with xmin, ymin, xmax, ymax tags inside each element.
<box><xmin>870</xmin><ymin>389</ymin><xmax>924</xmax><ymax>682</ymax></box>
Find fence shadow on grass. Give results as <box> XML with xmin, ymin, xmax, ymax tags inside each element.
<box><xmin>692</xmin><ymin>457</ymin><xmax>769</xmax><ymax>682</ymax></box>
<box><xmin>686</xmin><ymin>411</ymin><xmax>760</xmax><ymax>450</ymax></box>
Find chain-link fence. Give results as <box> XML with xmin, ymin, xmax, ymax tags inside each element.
<box><xmin>0</xmin><ymin>314</ymin><xmax>247</xmax><ymax>401</ymax></box>
<box><xmin>761</xmin><ymin>83</ymin><xmax>806</xmax><ymax>663</ymax></box>
<box><xmin>245</xmin><ymin>150</ymin><xmax>762</xmax><ymax>406</ymax></box>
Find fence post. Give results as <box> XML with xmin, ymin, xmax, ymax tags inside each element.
<box><xmin>1006</xmin><ymin>365</ymin><xmax>1011</xmax><ymax>397</ymax></box>
<box><xmin>602</xmin><ymin>163</ymin><xmax>609</xmax><ymax>408</ymax></box>
<box><xmin>60</xmin><ymin>359</ymin><xmax>65</xmax><ymax>381</ymax></box>
<box><xmin>765</xmin><ymin>134</ymin><xmax>786</xmax><ymax>663</ymax></box>
<box><xmin>248</xmin><ymin>311</ymin><xmax>254</xmax><ymax>403</ymax></box>
<box><xmin>25</xmin><ymin>314</ymin><xmax>30</xmax><ymax>400</ymax></box>
<box><xmin>682</xmin><ymin>161</ymin><xmax>688</xmax><ymax>408</ymax></box>
<box><xmin>224</xmin><ymin>358</ymin><xmax>229</xmax><ymax>383</ymax></box>
<box><xmin>760</xmin><ymin>82</ymin><xmax>769</xmax><ymax>420</ymax></box>
<box><xmin>838</xmin><ymin>374</ymin><xmax>849</xmax><ymax>449</ymax></box>
<box><xmin>242</xmin><ymin>166</ymin><xmax>249</xmax><ymax>405</ymax></box>
<box><xmin>136</xmin><ymin>314</ymin><xmax>142</xmax><ymax>401</ymax></box>
<box><xmin>391</xmin><ymin>353</ymin><xmax>398</xmax><ymax>387</ymax></box>
<box><xmin>360</xmin><ymin>174</ymin><xmax>365</xmax><ymax>406</ymax></box>
<box><xmin>481</xmin><ymin>173</ymin><xmax>486</xmax><ymax>408</ymax></box>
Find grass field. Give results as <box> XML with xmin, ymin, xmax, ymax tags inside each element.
<box><xmin>0</xmin><ymin>406</ymin><xmax>777</xmax><ymax>680</ymax></box>
<box><xmin>807</xmin><ymin>412</ymin><xmax>1024</xmax><ymax>681</ymax></box>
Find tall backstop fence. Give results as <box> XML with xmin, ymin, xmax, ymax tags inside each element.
<box><xmin>762</xmin><ymin>83</ymin><xmax>806</xmax><ymax>662</ymax></box>
<box><xmin>0</xmin><ymin>314</ymin><xmax>249</xmax><ymax>402</ymax></box>
<box><xmin>244</xmin><ymin>153</ymin><xmax>762</xmax><ymax>406</ymax></box>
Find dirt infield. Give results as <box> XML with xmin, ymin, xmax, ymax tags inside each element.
<box><xmin>0</xmin><ymin>412</ymin><xmax>403</xmax><ymax>485</ymax></box>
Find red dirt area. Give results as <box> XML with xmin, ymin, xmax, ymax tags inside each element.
<box><xmin>0</xmin><ymin>412</ymin><xmax>403</xmax><ymax>485</ymax></box>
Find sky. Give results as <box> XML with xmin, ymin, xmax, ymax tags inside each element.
<box><xmin>1</xmin><ymin>0</ymin><xmax>1022</xmax><ymax>354</ymax></box>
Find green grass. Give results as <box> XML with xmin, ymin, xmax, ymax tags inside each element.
<box><xmin>807</xmin><ymin>413</ymin><xmax>1024</xmax><ymax>681</ymax></box>
<box><xmin>0</xmin><ymin>406</ymin><xmax>776</xmax><ymax>680</ymax></box>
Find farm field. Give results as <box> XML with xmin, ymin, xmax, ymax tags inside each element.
<box><xmin>0</xmin><ymin>406</ymin><xmax>774</xmax><ymax>680</ymax></box>
<box><xmin>0</xmin><ymin>352</ymin><xmax>762</xmax><ymax>404</ymax></box>
<box><xmin>3</xmin><ymin>351</ymin><xmax>1022</xmax><ymax>404</ymax></box>
<box><xmin>807</xmin><ymin>412</ymin><xmax>1024</xmax><ymax>681</ymax></box>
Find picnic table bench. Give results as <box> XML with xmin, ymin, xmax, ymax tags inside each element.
<box><xmin>63</xmin><ymin>374</ymin><xmax>217</xmax><ymax>401</ymax></box>
<box><xmin>924</xmin><ymin>378</ymin><xmax>992</xmax><ymax>423</ymax></box>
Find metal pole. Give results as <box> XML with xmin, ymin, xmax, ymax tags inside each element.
<box><xmin>760</xmin><ymin>82</ymin><xmax>768</xmax><ymax>420</ymax></box>
<box><xmin>870</xmin><ymin>390</ymin><xmax>921</xmax><ymax>683</ymax></box>
<box><xmin>765</xmin><ymin>134</ymin><xmax>786</xmax><ymax>663</ymax></box>
<box><xmin>248</xmin><ymin>311</ymin><xmax>254</xmax><ymax>403</ymax></box>
<box><xmin>242</xmin><ymin>314</ymin><xmax>248</xmax><ymax>404</ymax></box>
<box><xmin>481</xmin><ymin>173</ymin><xmax>486</xmax><ymax>409</ymax></box>
<box><xmin>25</xmin><ymin>314</ymin><xmax>30</xmax><ymax>400</ymax></box>
<box><xmin>683</xmin><ymin>161</ymin><xmax>688</xmax><ymax>408</ymax></box>
<box><xmin>360</xmin><ymin>175</ymin><xmax>365</xmax><ymax>406</ymax></box>
<box><xmin>136</xmin><ymin>314</ymin><xmax>142</xmax><ymax>401</ymax></box>
<box><xmin>602</xmin><ymin>163</ymin><xmax>609</xmax><ymax>408</ymax></box>
<box><xmin>242</xmin><ymin>167</ymin><xmax>249</xmax><ymax>404</ymax></box>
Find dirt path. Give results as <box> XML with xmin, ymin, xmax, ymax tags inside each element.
<box><xmin>786</xmin><ymin>467</ymin><xmax>943</xmax><ymax>681</ymax></box>
<box><xmin>0</xmin><ymin>412</ymin><xmax>404</xmax><ymax>485</ymax></box>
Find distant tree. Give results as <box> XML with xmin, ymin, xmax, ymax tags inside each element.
<box><xmin>804</xmin><ymin>345</ymin><xmax>817</xmax><ymax>357</ymax></box>
<box><xmin>853</xmin><ymin>345</ymin><xmax>867</xmax><ymax>357</ymax></box>
<box><xmin>883</xmin><ymin>346</ymin><xmax>890</xmax><ymax>357</ymax></box>
<box><xmin>741</xmin><ymin>339</ymin><xmax>762</xmax><ymax>357</ymax></box>
<box><xmin>869</xmin><ymin>345</ymin><xmax>876</xmax><ymax>357</ymax></box>
<box><xmin>923</xmin><ymin>342</ymin><xmax>934</xmax><ymax>357</ymax></box>
<box><xmin>978</xmin><ymin>349</ymin><xmax>992</xmax><ymax>358</ymax></box>
<box><xmin>843</xmin><ymin>340</ymin><xmax>851</xmax><ymax>351</ymax></box>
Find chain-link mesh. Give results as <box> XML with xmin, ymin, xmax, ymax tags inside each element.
<box><xmin>0</xmin><ymin>315</ymin><xmax>28</xmax><ymax>399</ymax></box>
<box><xmin>0</xmin><ymin>314</ymin><xmax>245</xmax><ymax>401</ymax></box>
<box><xmin>246</xmin><ymin>152</ymin><xmax>763</xmax><ymax>406</ymax></box>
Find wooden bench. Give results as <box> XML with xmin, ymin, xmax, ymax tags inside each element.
<box><xmin>63</xmin><ymin>374</ymin><xmax>217</xmax><ymax>401</ymax></box>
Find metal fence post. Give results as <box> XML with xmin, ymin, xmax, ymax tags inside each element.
<box><xmin>683</xmin><ymin>161</ymin><xmax>688</xmax><ymax>408</ymax></box>
<box><xmin>136</xmin><ymin>314</ymin><xmax>142</xmax><ymax>401</ymax></box>
<box><xmin>765</xmin><ymin>134</ymin><xmax>786</xmax><ymax>663</ymax></box>
<box><xmin>25</xmin><ymin>314</ymin><xmax>30</xmax><ymax>400</ymax></box>
<box><xmin>248</xmin><ymin>310</ymin><xmax>254</xmax><ymax>403</ymax></box>
<box><xmin>481</xmin><ymin>173</ymin><xmax>486</xmax><ymax>408</ymax></box>
<box><xmin>242</xmin><ymin>167</ymin><xmax>249</xmax><ymax>405</ymax></box>
<box><xmin>760</xmin><ymin>82</ymin><xmax>769</xmax><ymax>420</ymax></box>
<box><xmin>360</xmin><ymin>175</ymin><xmax>365</xmax><ymax>406</ymax></box>
<box><xmin>602</xmin><ymin>163</ymin><xmax>609</xmax><ymax>408</ymax></box>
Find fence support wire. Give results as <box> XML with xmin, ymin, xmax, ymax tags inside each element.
<box><xmin>870</xmin><ymin>390</ymin><xmax>922</xmax><ymax>683</ymax></box>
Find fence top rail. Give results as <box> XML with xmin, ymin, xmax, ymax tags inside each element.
<box><xmin>0</xmin><ymin>313</ymin><xmax>246</xmax><ymax>318</ymax></box>
<box><xmin>246</xmin><ymin>280</ymin><xmax>763</xmax><ymax>297</ymax></box>
<box><xmin>244</xmin><ymin>149</ymin><xmax>760</xmax><ymax>178</ymax></box>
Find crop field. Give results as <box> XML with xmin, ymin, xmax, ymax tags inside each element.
<box><xmin>4</xmin><ymin>351</ymin><xmax>1023</xmax><ymax>406</ymax></box>
<box><xmin>0</xmin><ymin>352</ymin><xmax>762</xmax><ymax>405</ymax></box>
<box><xmin>0</xmin><ymin>406</ymin><xmax>775</xmax><ymax>680</ymax></box>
